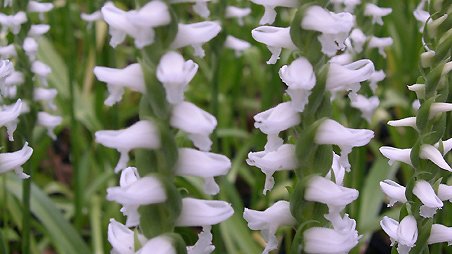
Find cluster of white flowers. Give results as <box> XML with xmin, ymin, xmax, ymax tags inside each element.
<box><xmin>92</xmin><ymin>1</ymin><xmax>236</xmax><ymax>252</ymax></box>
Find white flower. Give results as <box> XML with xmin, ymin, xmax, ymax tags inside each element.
<box><xmin>305</xmin><ymin>176</ymin><xmax>359</xmax><ymax>212</ymax></box>
<box><xmin>5</xmin><ymin>71</ymin><xmax>24</xmax><ymax>87</ymax></box>
<box><xmin>175</xmin><ymin>148</ymin><xmax>231</xmax><ymax>195</ymax></box>
<box><xmin>0</xmin><ymin>60</ymin><xmax>14</xmax><ymax>86</ymax></box>
<box><xmin>419</xmin><ymin>144</ymin><xmax>452</xmax><ymax>172</ymax></box>
<box><xmin>379</xmin><ymin>146</ymin><xmax>412</xmax><ymax>166</ymax></box>
<box><xmin>413</xmin><ymin>180</ymin><xmax>443</xmax><ymax>218</ymax></box>
<box><xmin>28</xmin><ymin>24</ymin><xmax>50</xmax><ymax>38</ymax></box>
<box><xmin>137</xmin><ymin>235</ymin><xmax>176</xmax><ymax>254</ymax></box>
<box><xmin>325</xmin><ymin>153</ymin><xmax>346</xmax><ymax>186</ymax></box>
<box><xmin>95</xmin><ymin>121</ymin><xmax>160</xmax><ymax>172</ymax></box>
<box><xmin>407</xmin><ymin>83</ymin><xmax>425</xmax><ymax>99</ymax></box>
<box><xmin>224</xmin><ymin>36</ymin><xmax>251</xmax><ymax>57</ymax></box>
<box><xmin>380</xmin><ymin>180</ymin><xmax>407</xmax><ymax>207</ymax></box>
<box><xmin>368</xmin><ymin>36</ymin><xmax>393</xmax><ymax>58</ymax></box>
<box><xmin>412</xmin><ymin>100</ymin><xmax>421</xmax><ymax>111</ymax></box>
<box><xmin>34</xmin><ymin>87</ymin><xmax>58</xmax><ymax>110</ymax></box>
<box><xmin>413</xmin><ymin>0</ymin><xmax>430</xmax><ymax>32</ymax></box>
<box><xmin>436</xmin><ymin>138</ymin><xmax>452</xmax><ymax>155</ymax></box>
<box><xmin>93</xmin><ymin>63</ymin><xmax>145</xmax><ymax>106</ymax></box>
<box><xmin>387</xmin><ymin>117</ymin><xmax>416</xmax><ymax>128</ymax></box>
<box><xmin>279</xmin><ymin>57</ymin><xmax>316</xmax><ymax>112</ymax></box>
<box><xmin>243</xmin><ymin>201</ymin><xmax>296</xmax><ymax>254</ymax></box>
<box><xmin>430</xmin><ymin>102</ymin><xmax>452</xmax><ymax>116</ymax></box>
<box><xmin>28</xmin><ymin>1</ymin><xmax>54</xmax><ymax>13</ymax></box>
<box><xmin>251</xmin><ymin>26</ymin><xmax>297</xmax><ymax>64</ymax></box>
<box><xmin>0</xmin><ymin>12</ymin><xmax>27</xmax><ymax>35</ymax></box>
<box><xmin>0</xmin><ymin>99</ymin><xmax>22</xmax><ymax>141</ymax></box>
<box><xmin>246</xmin><ymin>144</ymin><xmax>297</xmax><ymax>194</ymax></box>
<box><xmin>369</xmin><ymin>69</ymin><xmax>385</xmax><ymax>92</ymax></box>
<box><xmin>126</xmin><ymin>1</ymin><xmax>171</xmax><ymax>37</ymax></box>
<box><xmin>170</xmin><ymin>101</ymin><xmax>217</xmax><ymax>151</ymax></box>
<box><xmin>303</xmin><ymin>224</ymin><xmax>360</xmax><ymax>254</ymax></box>
<box><xmin>326</xmin><ymin>59</ymin><xmax>375</xmax><ymax>99</ymax></box>
<box><xmin>108</xmin><ymin>218</ymin><xmax>145</xmax><ymax>254</ymax></box>
<box><xmin>349</xmin><ymin>28</ymin><xmax>367</xmax><ymax>53</ymax></box>
<box><xmin>187</xmin><ymin>226</ymin><xmax>215</xmax><ymax>254</ymax></box>
<box><xmin>156</xmin><ymin>51</ymin><xmax>198</xmax><ymax>104</ymax></box>
<box><xmin>350</xmin><ymin>95</ymin><xmax>379</xmax><ymax>123</ymax></box>
<box><xmin>24</xmin><ymin>37</ymin><xmax>38</xmax><ymax>61</ymax></box>
<box><xmin>315</xmin><ymin>119</ymin><xmax>374</xmax><ymax>170</ymax></box>
<box><xmin>438</xmin><ymin>184</ymin><xmax>452</xmax><ymax>202</ymax></box>
<box><xmin>107</xmin><ymin>167</ymin><xmax>167</xmax><ymax>206</ymax></box>
<box><xmin>80</xmin><ymin>11</ymin><xmax>103</xmax><ymax>23</ymax></box>
<box><xmin>0</xmin><ymin>142</ymin><xmax>33</xmax><ymax>179</ymax></box>
<box><xmin>37</xmin><ymin>112</ymin><xmax>62</xmax><ymax>140</ymax></box>
<box><xmin>225</xmin><ymin>6</ymin><xmax>251</xmax><ymax>26</ymax></box>
<box><xmin>428</xmin><ymin>224</ymin><xmax>452</xmax><ymax>245</ymax></box>
<box><xmin>364</xmin><ymin>3</ymin><xmax>392</xmax><ymax>25</ymax></box>
<box><xmin>170</xmin><ymin>21</ymin><xmax>221</xmax><ymax>58</ymax></box>
<box><xmin>380</xmin><ymin>216</ymin><xmax>417</xmax><ymax>254</ymax></box>
<box><xmin>0</xmin><ymin>45</ymin><xmax>17</xmax><ymax>59</ymax></box>
<box><xmin>301</xmin><ymin>6</ymin><xmax>354</xmax><ymax>56</ymax></box>
<box><xmin>31</xmin><ymin>60</ymin><xmax>51</xmax><ymax>86</ymax></box>
<box><xmin>175</xmin><ymin>198</ymin><xmax>234</xmax><ymax>227</ymax></box>
<box><xmin>249</xmin><ymin>0</ymin><xmax>298</xmax><ymax>25</ymax></box>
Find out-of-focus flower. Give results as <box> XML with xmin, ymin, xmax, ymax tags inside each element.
<box><xmin>24</xmin><ymin>37</ymin><xmax>38</xmax><ymax>61</ymax></box>
<box><xmin>246</xmin><ymin>144</ymin><xmax>297</xmax><ymax>194</ymax></box>
<box><xmin>0</xmin><ymin>12</ymin><xmax>27</xmax><ymax>35</ymax></box>
<box><xmin>349</xmin><ymin>28</ymin><xmax>367</xmax><ymax>53</ymax></box>
<box><xmin>28</xmin><ymin>24</ymin><xmax>50</xmax><ymax>38</ymax></box>
<box><xmin>438</xmin><ymin>184</ymin><xmax>452</xmax><ymax>202</ymax></box>
<box><xmin>251</xmin><ymin>26</ymin><xmax>297</xmax><ymax>64</ymax></box>
<box><xmin>95</xmin><ymin>120</ymin><xmax>160</xmax><ymax>172</ymax></box>
<box><xmin>303</xmin><ymin>224</ymin><xmax>360</xmax><ymax>254</ymax></box>
<box><xmin>428</xmin><ymin>224</ymin><xmax>452</xmax><ymax>245</ymax></box>
<box><xmin>136</xmin><ymin>235</ymin><xmax>176</xmax><ymax>254</ymax></box>
<box><xmin>364</xmin><ymin>3</ymin><xmax>392</xmax><ymax>25</ymax></box>
<box><xmin>0</xmin><ymin>142</ymin><xmax>33</xmax><ymax>179</ymax></box>
<box><xmin>28</xmin><ymin>1</ymin><xmax>54</xmax><ymax>20</ymax></box>
<box><xmin>224</xmin><ymin>35</ymin><xmax>251</xmax><ymax>57</ymax></box>
<box><xmin>170</xmin><ymin>0</ymin><xmax>211</xmax><ymax>18</ymax></box>
<box><xmin>175</xmin><ymin>148</ymin><xmax>231</xmax><ymax>195</ymax></box>
<box><xmin>156</xmin><ymin>51</ymin><xmax>198</xmax><ymax>104</ymax></box>
<box><xmin>170</xmin><ymin>21</ymin><xmax>221</xmax><ymax>58</ymax></box>
<box><xmin>108</xmin><ymin>218</ymin><xmax>146</xmax><ymax>254</ymax></box>
<box><xmin>0</xmin><ymin>99</ymin><xmax>22</xmax><ymax>141</ymax></box>
<box><xmin>413</xmin><ymin>0</ymin><xmax>430</xmax><ymax>32</ymax></box>
<box><xmin>350</xmin><ymin>95</ymin><xmax>379</xmax><ymax>123</ymax></box>
<box><xmin>243</xmin><ymin>201</ymin><xmax>296</xmax><ymax>254</ymax></box>
<box><xmin>380</xmin><ymin>216</ymin><xmax>418</xmax><ymax>254</ymax></box>
<box><xmin>0</xmin><ymin>45</ymin><xmax>17</xmax><ymax>59</ymax></box>
<box><xmin>0</xmin><ymin>60</ymin><xmax>14</xmax><ymax>85</ymax></box>
<box><xmin>325</xmin><ymin>153</ymin><xmax>346</xmax><ymax>186</ymax></box>
<box><xmin>31</xmin><ymin>60</ymin><xmax>51</xmax><ymax>86</ymax></box>
<box><xmin>187</xmin><ymin>227</ymin><xmax>215</xmax><ymax>254</ymax></box>
<box><xmin>80</xmin><ymin>11</ymin><xmax>103</xmax><ymax>23</ymax></box>
<box><xmin>34</xmin><ymin>87</ymin><xmax>57</xmax><ymax>110</ymax></box>
<box><xmin>250</xmin><ymin>0</ymin><xmax>298</xmax><ymax>25</ymax></box>
<box><xmin>279</xmin><ymin>57</ymin><xmax>316</xmax><ymax>112</ymax></box>
<box><xmin>369</xmin><ymin>69</ymin><xmax>385</xmax><ymax>92</ymax></box>
<box><xmin>175</xmin><ymin>198</ymin><xmax>233</xmax><ymax>227</ymax></box>
<box><xmin>380</xmin><ymin>180</ymin><xmax>407</xmax><ymax>207</ymax></box>
<box><xmin>368</xmin><ymin>36</ymin><xmax>393</xmax><ymax>58</ymax></box>
<box><xmin>420</xmin><ymin>144</ymin><xmax>452</xmax><ymax>172</ymax></box>
<box><xmin>380</xmin><ymin>146</ymin><xmax>412</xmax><ymax>166</ymax></box>
<box><xmin>301</xmin><ymin>6</ymin><xmax>354</xmax><ymax>56</ymax></box>
<box><xmin>170</xmin><ymin>101</ymin><xmax>217</xmax><ymax>151</ymax></box>
<box><xmin>413</xmin><ymin>180</ymin><xmax>443</xmax><ymax>218</ymax></box>
<box><xmin>37</xmin><ymin>112</ymin><xmax>62</xmax><ymax>140</ymax></box>
<box><xmin>93</xmin><ymin>63</ymin><xmax>145</xmax><ymax>106</ymax></box>
<box><xmin>225</xmin><ymin>6</ymin><xmax>251</xmax><ymax>26</ymax></box>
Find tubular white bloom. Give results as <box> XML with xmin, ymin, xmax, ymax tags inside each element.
<box><xmin>0</xmin><ymin>60</ymin><xmax>14</xmax><ymax>85</ymax></box>
<box><xmin>137</xmin><ymin>235</ymin><xmax>176</xmax><ymax>254</ymax></box>
<box><xmin>107</xmin><ymin>167</ymin><xmax>167</xmax><ymax>206</ymax></box>
<box><xmin>369</xmin><ymin>69</ymin><xmax>385</xmax><ymax>92</ymax></box>
<box><xmin>436</xmin><ymin>137</ymin><xmax>452</xmax><ymax>155</ymax></box>
<box><xmin>379</xmin><ymin>146</ymin><xmax>412</xmax><ymax>166</ymax></box>
<box><xmin>315</xmin><ymin>119</ymin><xmax>374</xmax><ymax>170</ymax></box>
<box><xmin>249</xmin><ymin>0</ymin><xmax>298</xmax><ymax>25</ymax></box>
<box><xmin>303</xmin><ymin>224</ymin><xmax>360</xmax><ymax>254</ymax></box>
<box><xmin>329</xmin><ymin>53</ymin><xmax>353</xmax><ymax>65</ymax></box>
<box><xmin>413</xmin><ymin>180</ymin><xmax>443</xmax><ymax>218</ymax></box>
<box><xmin>279</xmin><ymin>57</ymin><xmax>316</xmax><ymax>112</ymax></box>
<box><xmin>254</xmin><ymin>101</ymin><xmax>300</xmax><ymax>135</ymax></box>
<box><xmin>0</xmin><ymin>45</ymin><xmax>17</xmax><ymax>59</ymax></box>
<box><xmin>175</xmin><ymin>198</ymin><xmax>234</xmax><ymax>227</ymax></box>
<box><xmin>428</xmin><ymin>224</ymin><xmax>452</xmax><ymax>245</ymax></box>
<box><xmin>412</xmin><ymin>100</ymin><xmax>421</xmax><ymax>111</ymax></box>
<box><xmin>120</xmin><ymin>204</ymin><xmax>140</xmax><ymax>227</ymax></box>
<box><xmin>175</xmin><ymin>148</ymin><xmax>231</xmax><ymax>195</ymax></box>
<box><xmin>0</xmin><ymin>12</ymin><xmax>27</xmax><ymax>35</ymax></box>
<box><xmin>24</xmin><ymin>37</ymin><xmax>38</xmax><ymax>61</ymax></box>
<box><xmin>349</xmin><ymin>28</ymin><xmax>367</xmax><ymax>53</ymax></box>
<box><xmin>225</xmin><ymin>6</ymin><xmax>251</xmax><ymax>26</ymax></box>
<box><xmin>170</xmin><ymin>21</ymin><xmax>221</xmax><ymax>58</ymax></box>
<box><xmin>305</xmin><ymin>176</ymin><xmax>359</xmax><ymax>212</ymax></box>
<box><xmin>81</xmin><ymin>11</ymin><xmax>103</xmax><ymax>23</ymax></box>
<box><xmin>368</xmin><ymin>36</ymin><xmax>393</xmax><ymax>58</ymax></box>
<box><xmin>28</xmin><ymin>24</ymin><xmax>50</xmax><ymax>37</ymax></box>
<box><xmin>430</xmin><ymin>102</ymin><xmax>452</xmax><ymax>116</ymax></box>
<box><xmin>350</xmin><ymin>95</ymin><xmax>379</xmax><ymax>123</ymax></box>
<box><xmin>325</xmin><ymin>153</ymin><xmax>346</xmax><ymax>186</ymax></box>
<box><xmin>171</xmin><ymin>101</ymin><xmax>216</xmax><ymax>151</ymax></box>
<box><xmin>34</xmin><ymin>87</ymin><xmax>58</xmax><ymax>110</ymax></box>
<box><xmin>0</xmin><ymin>99</ymin><xmax>22</xmax><ymax>141</ymax></box>
<box><xmin>438</xmin><ymin>184</ymin><xmax>452</xmax><ymax>202</ymax></box>
<box><xmin>187</xmin><ymin>226</ymin><xmax>215</xmax><ymax>254</ymax></box>
<box><xmin>28</xmin><ymin>1</ymin><xmax>54</xmax><ymax>13</ymax></box>
<box><xmin>326</xmin><ymin>59</ymin><xmax>375</xmax><ymax>99</ymax></box>
<box><xmin>420</xmin><ymin>144</ymin><xmax>452</xmax><ymax>172</ymax></box>
<box><xmin>301</xmin><ymin>6</ymin><xmax>354</xmax><ymax>56</ymax></box>
<box><xmin>364</xmin><ymin>3</ymin><xmax>392</xmax><ymax>25</ymax></box>
<box><xmin>101</xmin><ymin>2</ymin><xmax>135</xmax><ymax>47</ymax></box>
<box><xmin>407</xmin><ymin>83</ymin><xmax>425</xmax><ymax>99</ymax></box>
<box><xmin>0</xmin><ymin>142</ymin><xmax>33</xmax><ymax>179</ymax></box>
<box><xmin>380</xmin><ymin>216</ymin><xmax>417</xmax><ymax>254</ymax></box>
<box><xmin>37</xmin><ymin>112</ymin><xmax>62</xmax><ymax>140</ymax></box>
<box><xmin>5</xmin><ymin>71</ymin><xmax>24</xmax><ymax>87</ymax></box>
<box><xmin>156</xmin><ymin>51</ymin><xmax>198</xmax><ymax>104</ymax></box>
<box><xmin>246</xmin><ymin>144</ymin><xmax>297</xmax><ymax>194</ymax></box>
<box><xmin>224</xmin><ymin>35</ymin><xmax>251</xmax><ymax>57</ymax></box>
<box><xmin>387</xmin><ymin>117</ymin><xmax>416</xmax><ymax>128</ymax></box>
<box><xmin>93</xmin><ymin>63</ymin><xmax>145</xmax><ymax>106</ymax></box>
<box><xmin>413</xmin><ymin>0</ymin><xmax>430</xmax><ymax>32</ymax></box>
<box><xmin>95</xmin><ymin>121</ymin><xmax>160</xmax><ymax>172</ymax></box>
<box><xmin>243</xmin><ymin>201</ymin><xmax>296</xmax><ymax>254</ymax></box>
<box><xmin>251</xmin><ymin>26</ymin><xmax>297</xmax><ymax>64</ymax></box>
<box><xmin>31</xmin><ymin>60</ymin><xmax>51</xmax><ymax>86</ymax></box>
<box><xmin>108</xmin><ymin>218</ymin><xmax>145</xmax><ymax>254</ymax></box>
<box><xmin>380</xmin><ymin>180</ymin><xmax>407</xmax><ymax>207</ymax></box>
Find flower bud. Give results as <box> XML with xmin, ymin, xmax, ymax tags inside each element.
<box><xmin>380</xmin><ymin>216</ymin><xmax>418</xmax><ymax>254</ymax></box>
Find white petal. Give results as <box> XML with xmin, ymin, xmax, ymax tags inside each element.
<box><xmin>379</xmin><ymin>146</ymin><xmax>412</xmax><ymax>166</ymax></box>
<box><xmin>254</xmin><ymin>102</ymin><xmax>300</xmax><ymax>135</ymax></box>
<box><xmin>413</xmin><ymin>180</ymin><xmax>443</xmax><ymax>218</ymax></box>
<box><xmin>428</xmin><ymin>224</ymin><xmax>452</xmax><ymax>245</ymax></box>
<box><xmin>170</xmin><ymin>21</ymin><xmax>221</xmax><ymax>57</ymax></box>
<box><xmin>305</xmin><ymin>176</ymin><xmax>359</xmax><ymax>209</ymax></box>
<box><xmin>0</xmin><ymin>142</ymin><xmax>33</xmax><ymax>178</ymax></box>
<box><xmin>175</xmin><ymin>198</ymin><xmax>233</xmax><ymax>227</ymax></box>
<box><xmin>37</xmin><ymin>112</ymin><xmax>62</xmax><ymax>140</ymax></box>
<box><xmin>380</xmin><ymin>180</ymin><xmax>407</xmax><ymax>207</ymax></box>
<box><xmin>387</xmin><ymin>117</ymin><xmax>417</xmax><ymax>128</ymax></box>
<box><xmin>251</xmin><ymin>26</ymin><xmax>297</xmax><ymax>64</ymax></box>
<box><xmin>420</xmin><ymin>144</ymin><xmax>452</xmax><ymax>171</ymax></box>
<box><xmin>107</xmin><ymin>175</ymin><xmax>167</xmax><ymax>206</ymax></box>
